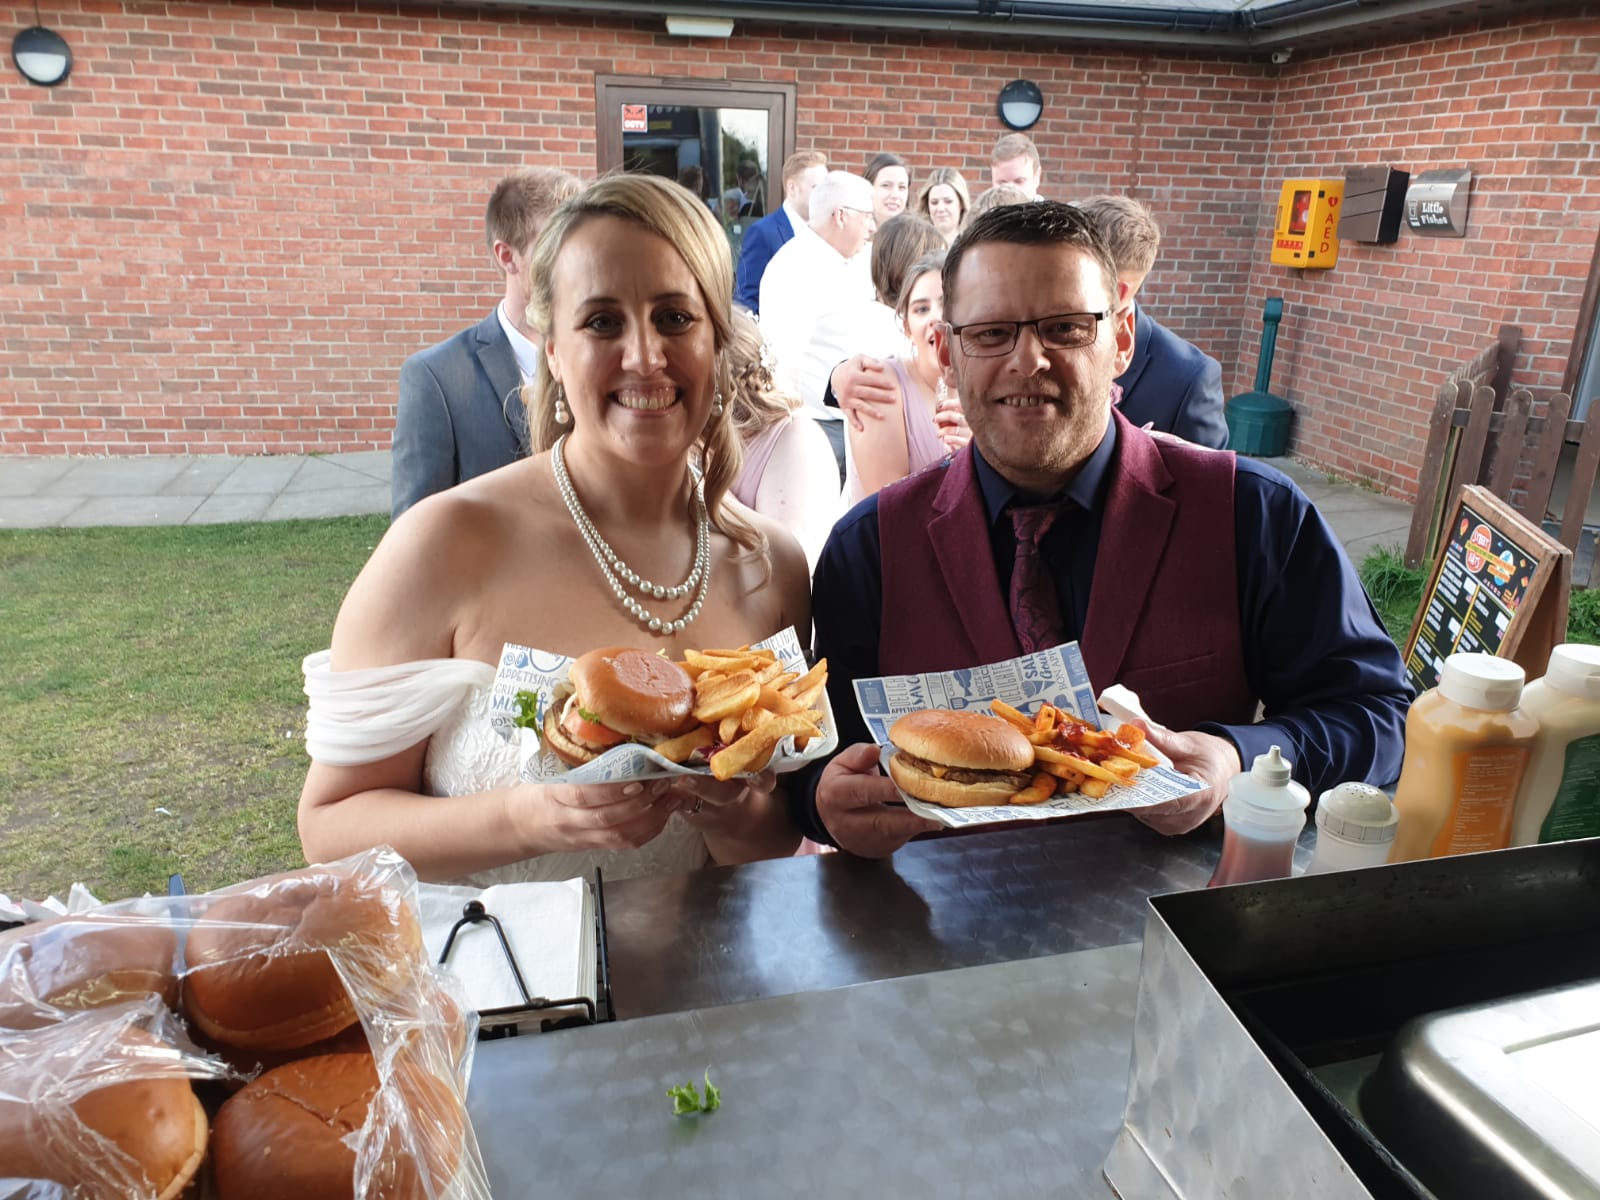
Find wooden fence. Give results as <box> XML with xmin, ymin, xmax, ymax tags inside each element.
<box><xmin>1404</xmin><ymin>326</ymin><xmax>1598</xmax><ymax>585</ymax></box>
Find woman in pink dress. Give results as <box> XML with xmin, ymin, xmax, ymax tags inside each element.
<box><xmin>844</xmin><ymin>251</ymin><xmax>959</xmax><ymax>503</ymax></box>
<box><xmin>727</xmin><ymin>311</ymin><xmax>842</xmax><ymax>570</ymax></box>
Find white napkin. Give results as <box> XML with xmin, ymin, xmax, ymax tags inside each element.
<box><xmin>417</xmin><ymin>879</ymin><xmax>595</xmax><ymax>1023</ymax></box>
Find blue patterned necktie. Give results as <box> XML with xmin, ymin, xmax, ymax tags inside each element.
<box><xmin>1008</xmin><ymin>504</ymin><xmax>1068</xmax><ymax>653</ymax></box>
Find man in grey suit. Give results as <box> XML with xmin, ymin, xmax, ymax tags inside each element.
<box><xmin>1076</xmin><ymin>195</ymin><xmax>1229</xmax><ymax>450</ymax></box>
<box><xmin>391</xmin><ymin>166</ymin><xmax>583</xmax><ymax>519</ymax></box>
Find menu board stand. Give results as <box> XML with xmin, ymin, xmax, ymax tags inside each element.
<box><xmin>1403</xmin><ymin>485</ymin><xmax>1570</xmax><ymax>694</ymax></box>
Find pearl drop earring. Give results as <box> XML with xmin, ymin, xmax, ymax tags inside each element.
<box><xmin>553</xmin><ymin>385</ymin><xmax>570</xmax><ymax>427</ymax></box>
<box><xmin>711</xmin><ymin>391</ymin><xmax>724</xmax><ymax>418</ymax></box>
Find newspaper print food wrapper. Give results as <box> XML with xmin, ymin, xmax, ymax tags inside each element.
<box><xmin>489</xmin><ymin>627</ymin><xmax>838</xmax><ymax>784</ymax></box>
<box><xmin>854</xmin><ymin>641</ymin><xmax>1203</xmax><ymax>828</ymax></box>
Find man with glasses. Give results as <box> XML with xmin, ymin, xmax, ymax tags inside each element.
<box><xmin>759</xmin><ymin>170</ymin><xmax>877</xmax><ymax>479</ymax></box>
<box><xmin>799</xmin><ymin>202</ymin><xmax>1409</xmax><ymax>858</ymax></box>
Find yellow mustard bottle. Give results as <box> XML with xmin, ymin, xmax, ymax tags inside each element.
<box><xmin>1388</xmin><ymin>653</ymin><xmax>1539</xmax><ymax>863</ymax></box>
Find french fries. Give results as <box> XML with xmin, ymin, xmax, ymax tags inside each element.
<box><xmin>550</xmin><ymin>643</ymin><xmax>829</xmax><ymax>780</ymax></box>
<box><xmin>652</xmin><ymin>724</ymin><xmax>716</xmax><ymax>765</ymax></box>
<box><xmin>709</xmin><ymin>712</ymin><xmax>820</xmax><ymax>781</ymax></box>
<box><xmin>1008</xmin><ymin>773</ymin><xmax>1057</xmax><ymax>806</ymax></box>
<box><xmin>646</xmin><ymin>647</ymin><xmax>829</xmax><ymax>779</ymax></box>
<box><xmin>988</xmin><ymin>699</ymin><xmax>1155</xmax><ymax>803</ymax></box>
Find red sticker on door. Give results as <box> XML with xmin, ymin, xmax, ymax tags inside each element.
<box><xmin>622</xmin><ymin>104</ymin><xmax>647</xmax><ymax>132</ymax></box>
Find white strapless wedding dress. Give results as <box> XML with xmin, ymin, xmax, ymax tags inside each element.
<box><xmin>302</xmin><ymin>651</ymin><xmax>709</xmax><ymax>887</ymax></box>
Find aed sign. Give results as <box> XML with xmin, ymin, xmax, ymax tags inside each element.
<box><xmin>1406</xmin><ymin>168</ymin><xmax>1472</xmax><ymax>237</ymax></box>
<box><xmin>1271</xmin><ymin>179</ymin><xmax>1343</xmax><ymax>269</ymax></box>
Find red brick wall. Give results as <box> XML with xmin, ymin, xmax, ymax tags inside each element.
<box><xmin>3</xmin><ymin>3</ymin><xmax>1597</xmax><ymax>501</ymax></box>
<box><xmin>1242</xmin><ymin>13</ymin><xmax>1600</xmax><ymax>495</ymax></box>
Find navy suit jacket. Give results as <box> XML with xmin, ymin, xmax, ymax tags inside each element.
<box><xmin>733</xmin><ymin>206</ymin><xmax>795</xmax><ymax>314</ymax></box>
<box><xmin>1116</xmin><ymin>305</ymin><xmax>1229</xmax><ymax>450</ymax></box>
<box><xmin>391</xmin><ymin>309</ymin><xmax>528</xmax><ymax>520</ymax></box>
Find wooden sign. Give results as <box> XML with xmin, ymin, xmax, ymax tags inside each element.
<box><xmin>1404</xmin><ymin>485</ymin><xmax>1570</xmax><ymax>694</ymax></box>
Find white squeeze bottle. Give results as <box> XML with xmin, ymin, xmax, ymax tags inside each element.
<box><xmin>1510</xmin><ymin>643</ymin><xmax>1600</xmax><ymax>846</ymax></box>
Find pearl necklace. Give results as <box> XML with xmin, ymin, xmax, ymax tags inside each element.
<box><xmin>551</xmin><ymin>435</ymin><xmax>711</xmax><ymax>635</ymax></box>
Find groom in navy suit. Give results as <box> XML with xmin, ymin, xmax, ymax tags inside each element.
<box><xmin>1077</xmin><ymin>195</ymin><xmax>1229</xmax><ymax>450</ymax></box>
<box><xmin>391</xmin><ymin>167</ymin><xmax>582</xmax><ymax>519</ymax></box>
<box><xmin>733</xmin><ymin>150</ymin><xmax>827</xmax><ymax>314</ymax></box>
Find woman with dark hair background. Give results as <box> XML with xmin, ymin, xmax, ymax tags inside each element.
<box><xmin>864</xmin><ymin>152</ymin><xmax>911</xmax><ymax>227</ymax></box>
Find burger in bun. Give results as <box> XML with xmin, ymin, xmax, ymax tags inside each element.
<box><xmin>183</xmin><ymin>868</ymin><xmax>421</xmax><ymax>1052</ymax></box>
<box><xmin>887</xmin><ymin>709</ymin><xmax>1036</xmax><ymax>807</ymax></box>
<box><xmin>543</xmin><ymin>646</ymin><xmax>695</xmax><ymax>767</ymax></box>
<box><xmin>211</xmin><ymin>1051</ymin><xmax>465</xmax><ymax>1200</ymax></box>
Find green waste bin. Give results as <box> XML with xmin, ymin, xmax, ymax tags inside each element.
<box><xmin>1225</xmin><ymin>297</ymin><xmax>1293</xmax><ymax>457</ymax></box>
<box><xmin>1226</xmin><ymin>390</ymin><xmax>1293</xmax><ymax>456</ymax></box>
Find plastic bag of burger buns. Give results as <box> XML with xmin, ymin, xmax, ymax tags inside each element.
<box><xmin>0</xmin><ymin>847</ymin><xmax>490</xmax><ymax>1200</ymax></box>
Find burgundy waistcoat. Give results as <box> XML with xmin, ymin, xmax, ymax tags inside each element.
<box><xmin>877</xmin><ymin>411</ymin><xmax>1256</xmax><ymax>732</ymax></box>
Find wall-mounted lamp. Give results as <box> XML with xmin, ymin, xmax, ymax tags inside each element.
<box><xmin>997</xmin><ymin>79</ymin><xmax>1043</xmax><ymax>131</ymax></box>
<box><xmin>12</xmin><ymin>21</ymin><xmax>71</xmax><ymax>86</ymax></box>
<box><xmin>665</xmin><ymin>16</ymin><xmax>734</xmax><ymax>38</ymax></box>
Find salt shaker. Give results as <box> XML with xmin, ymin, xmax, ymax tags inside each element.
<box><xmin>1304</xmin><ymin>782</ymin><xmax>1398</xmax><ymax>873</ymax></box>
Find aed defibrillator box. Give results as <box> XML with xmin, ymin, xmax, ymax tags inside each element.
<box><xmin>1271</xmin><ymin>178</ymin><xmax>1343</xmax><ymax>268</ymax></box>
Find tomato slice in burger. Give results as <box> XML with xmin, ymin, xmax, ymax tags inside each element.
<box><xmin>563</xmin><ymin>707</ymin><xmax>625</xmax><ymax>748</ymax></box>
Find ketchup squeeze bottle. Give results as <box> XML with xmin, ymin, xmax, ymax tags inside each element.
<box><xmin>1208</xmin><ymin>746</ymin><xmax>1310</xmax><ymax>887</ymax></box>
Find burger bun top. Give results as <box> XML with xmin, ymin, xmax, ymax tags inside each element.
<box><xmin>568</xmin><ymin>647</ymin><xmax>694</xmax><ymax>738</ymax></box>
<box><xmin>888</xmin><ymin>709</ymin><xmax>1034</xmax><ymax>772</ymax></box>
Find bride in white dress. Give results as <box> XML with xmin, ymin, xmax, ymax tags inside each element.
<box><xmin>299</xmin><ymin>174</ymin><xmax>813</xmax><ymax>888</ymax></box>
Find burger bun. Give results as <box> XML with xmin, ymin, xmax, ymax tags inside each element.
<box><xmin>887</xmin><ymin>709</ymin><xmax>1036</xmax><ymax>808</ymax></box>
<box><xmin>568</xmin><ymin>647</ymin><xmax>694</xmax><ymax>739</ymax></box>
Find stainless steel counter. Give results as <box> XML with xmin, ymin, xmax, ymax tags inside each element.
<box><xmin>601</xmin><ymin>814</ymin><xmax>1262</xmax><ymax>1019</ymax></box>
<box><xmin>465</xmin><ymin>816</ymin><xmax>1311</xmax><ymax>1195</ymax></box>
<box><xmin>468</xmin><ymin>943</ymin><xmax>1142</xmax><ymax>1197</ymax></box>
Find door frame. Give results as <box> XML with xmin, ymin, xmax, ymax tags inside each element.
<box><xmin>593</xmin><ymin>74</ymin><xmax>797</xmax><ymax>183</ymax></box>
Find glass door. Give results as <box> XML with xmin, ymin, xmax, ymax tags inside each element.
<box><xmin>595</xmin><ymin>76</ymin><xmax>796</xmax><ymax>263</ymax></box>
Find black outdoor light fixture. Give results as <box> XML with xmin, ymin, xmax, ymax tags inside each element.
<box><xmin>997</xmin><ymin>79</ymin><xmax>1043</xmax><ymax>130</ymax></box>
<box><xmin>12</xmin><ymin>2</ymin><xmax>72</xmax><ymax>87</ymax></box>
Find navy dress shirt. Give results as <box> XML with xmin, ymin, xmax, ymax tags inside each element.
<box><xmin>796</xmin><ymin>419</ymin><xmax>1412</xmax><ymax>844</ymax></box>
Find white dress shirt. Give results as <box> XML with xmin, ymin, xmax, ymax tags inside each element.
<box><xmin>497</xmin><ymin>301</ymin><xmax>542</xmax><ymax>383</ymax></box>
<box><xmin>758</xmin><ymin>229</ymin><xmax>873</xmax><ymax>419</ymax></box>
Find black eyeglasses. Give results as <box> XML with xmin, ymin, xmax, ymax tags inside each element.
<box><xmin>946</xmin><ymin>312</ymin><xmax>1107</xmax><ymax>357</ymax></box>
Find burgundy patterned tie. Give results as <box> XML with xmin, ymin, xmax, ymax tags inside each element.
<box><xmin>1008</xmin><ymin>504</ymin><xmax>1068</xmax><ymax>653</ymax></box>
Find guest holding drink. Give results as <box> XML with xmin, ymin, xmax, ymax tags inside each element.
<box><xmin>300</xmin><ymin>174</ymin><xmax>812</xmax><ymax>886</ymax></box>
<box><xmin>844</xmin><ymin>251</ymin><xmax>962</xmax><ymax>503</ymax></box>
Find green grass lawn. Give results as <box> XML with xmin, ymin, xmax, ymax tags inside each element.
<box><xmin>0</xmin><ymin>517</ymin><xmax>387</xmax><ymax>901</ymax></box>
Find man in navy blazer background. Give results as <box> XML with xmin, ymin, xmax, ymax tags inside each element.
<box><xmin>733</xmin><ymin>150</ymin><xmax>827</xmax><ymax>314</ymax></box>
<box><xmin>391</xmin><ymin>166</ymin><xmax>582</xmax><ymax>519</ymax></box>
<box><xmin>1078</xmin><ymin>195</ymin><xmax>1229</xmax><ymax>450</ymax></box>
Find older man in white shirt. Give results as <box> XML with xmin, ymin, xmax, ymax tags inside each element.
<box><xmin>759</xmin><ymin>170</ymin><xmax>876</xmax><ymax>479</ymax></box>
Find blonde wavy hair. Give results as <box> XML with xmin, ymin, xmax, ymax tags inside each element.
<box><xmin>523</xmin><ymin>173</ymin><xmax>762</xmax><ymax>560</ymax></box>
<box><xmin>726</xmin><ymin>310</ymin><xmax>799</xmax><ymax>444</ymax></box>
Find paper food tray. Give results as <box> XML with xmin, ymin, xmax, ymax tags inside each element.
<box><xmin>854</xmin><ymin>642</ymin><xmax>1202</xmax><ymax>829</ymax></box>
<box><xmin>490</xmin><ymin>627</ymin><xmax>837</xmax><ymax>785</ymax></box>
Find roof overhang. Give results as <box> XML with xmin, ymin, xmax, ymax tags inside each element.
<box><xmin>466</xmin><ymin>0</ymin><xmax>1573</xmax><ymax>55</ymax></box>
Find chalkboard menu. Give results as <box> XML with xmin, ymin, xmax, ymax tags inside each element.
<box><xmin>1404</xmin><ymin>486</ymin><xmax>1570</xmax><ymax>694</ymax></box>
